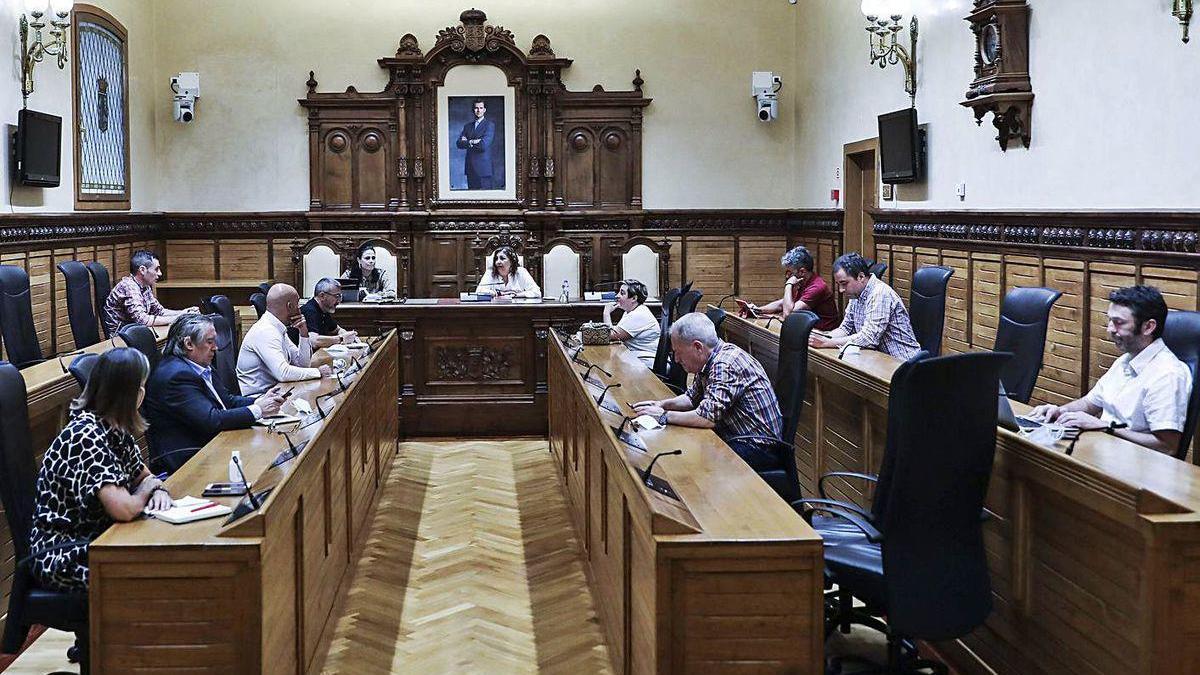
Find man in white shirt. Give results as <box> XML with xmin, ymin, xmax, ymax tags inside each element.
<box><xmin>238</xmin><ymin>283</ymin><xmax>332</xmax><ymax>396</ymax></box>
<box><xmin>602</xmin><ymin>279</ymin><xmax>660</xmax><ymax>367</ymax></box>
<box><xmin>1030</xmin><ymin>285</ymin><xmax>1192</xmax><ymax>455</ymax></box>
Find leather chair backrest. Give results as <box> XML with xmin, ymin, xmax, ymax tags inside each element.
<box><xmin>117</xmin><ymin>324</ymin><xmax>161</xmax><ymax>373</ymax></box>
<box><xmin>208</xmin><ymin>313</ymin><xmax>240</xmax><ymax>396</ymax></box>
<box><xmin>0</xmin><ymin>362</ymin><xmax>36</xmax><ymax>565</ymax></box>
<box><xmin>869</xmin><ymin>261</ymin><xmax>889</xmax><ymax>284</ymax></box>
<box><xmin>673</xmin><ymin>282</ymin><xmax>694</xmax><ymax>323</ymax></box>
<box><xmin>68</xmin><ymin>352</ymin><xmax>100</xmax><ymax>390</ymax></box>
<box><xmin>909</xmin><ymin>266</ymin><xmax>954</xmax><ymax>356</ymax></box>
<box><xmin>249</xmin><ymin>292</ymin><xmax>267</xmax><ymax>318</ymax></box>
<box><xmin>1163</xmin><ymin>310</ymin><xmax>1200</xmax><ymax>460</ymax></box>
<box><xmin>993</xmin><ymin>286</ymin><xmax>1062</xmax><ymax>404</ymax></box>
<box><xmin>652</xmin><ymin>288</ymin><xmax>682</xmax><ymax>378</ymax></box>
<box><xmin>876</xmin><ymin>350</ymin><xmax>1011</xmax><ymax>640</ymax></box>
<box><xmin>0</xmin><ymin>266</ymin><xmax>44</xmax><ymax>367</ymax></box>
<box><xmin>676</xmin><ymin>290</ymin><xmax>704</xmax><ymax>318</ymax></box>
<box><xmin>705</xmin><ymin>307</ymin><xmax>727</xmax><ymax>333</ymax></box>
<box><xmin>87</xmin><ymin>261</ymin><xmax>113</xmax><ymax>339</ymax></box>
<box><xmin>761</xmin><ymin>310</ymin><xmax>819</xmax><ymax>503</ymax></box>
<box><xmin>258</xmin><ymin>282</ymin><xmax>272</xmax><ymax>295</ymax></box>
<box><xmin>57</xmin><ymin>261</ymin><xmax>100</xmax><ymax>349</ymax></box>
<box><xmin>207</xmin><ymin>295</ymin><xmax>237</xmax><ymax>344</ymax></box>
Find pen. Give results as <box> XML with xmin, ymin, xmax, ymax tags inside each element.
<box><xmin>190</xmin><ymin>502</ymin><xmax>220</xmax><ymax>513</ymax></box>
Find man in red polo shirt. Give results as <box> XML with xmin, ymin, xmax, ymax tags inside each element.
<box><xmin>738</xmin><ymin>245</ymin><xmax>840</xmax><ymax>331</ymax></box>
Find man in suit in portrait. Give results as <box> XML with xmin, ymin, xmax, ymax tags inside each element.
<box><xmin>144</xmin><ymin>314</ymin><xmax>285</xmax><ymax>473</ymax></box>
<box><xmin>456</xmin><ymin>99</ymin><xmax>496</xmax><ymax>189</ymax></box>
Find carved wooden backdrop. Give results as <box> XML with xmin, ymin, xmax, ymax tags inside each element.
<box><xmin>299</xmin><ymin>9</ymin><xmax>650</xmax><ymax>212</ymax></box>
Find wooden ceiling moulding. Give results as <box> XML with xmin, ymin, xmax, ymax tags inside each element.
<box><xmin>299</xmin><ymin>8</ymin><xmax>650</xmax><ymax>215</ymax></box>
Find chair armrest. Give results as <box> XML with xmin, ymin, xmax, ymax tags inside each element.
<box><xmin>818</xmin><ymin>471</ymin><xmax>879</xmax><ymax>499</ymax></box>
<box><xmin>794</xmin><ymin>499</ymin><xmax>883</xmax><ymax>543</ymax></box>
<box><xmin>724</xmin><ymin>434</ymin><xmax>796</xmax><ymax>453</ymax></box>
<box><xmin>652</xmin><ymin>373</ymin><xmax>685</xmax><ymax>395</ymax></box>
<box><xmin>791</xmin><ymin>496</ymin><xmax>871</xmax><ymax>522</ymax></box>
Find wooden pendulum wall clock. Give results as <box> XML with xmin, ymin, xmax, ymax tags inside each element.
<box><xmin>961</xmin><ymin>0</ymin><xmax>1033</xmax><ymax>151</ymax></box>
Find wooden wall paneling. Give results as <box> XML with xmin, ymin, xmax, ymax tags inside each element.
<box><xmin>1037</xmin><ymin>259</ymin><xmax>1086</xmax><ymax>404</ymax></box>
<box><xmin>888</xmin><ymin>245</ymin><xmax>914</xmax><ymax>303</ymax></box>
<box><xmin>165</xmin><ymin>239</ymin><xmax>217</xmax><ymax>281</ymax></box>
<box><xmin>272</xmin><ymin>238</ymin><xmax>297</xmax><ymax>286</ymax></box>
<box><xmin>30</xmin><ymin>252</ymin><xmax>54</xmax><ymax>357</ymax></box>
<box><xmin>319</xmin><ymin>125</ymin><xmax>354</xmax><ymax>209</ymax></box>
<box><xmin>563</xmin><ymin>128</ymin><xmax>596</xmax><ymax>209</ymax></box>
<box><xmin>666</xmin><ymin>237</ymin><xmax>683</xmax><ymax>290</ymax></box>
<box><xmin>1144</xmin><ymin>266</ymin><xmax>1200</xmax><ymax>311</ymax></box>
<box><xmin>356</xmin><ymin>127</ymin><xmax>390</xmax><ymax>209</ymax></box>
<box><xmin>683</xmin><ymin>237</ymin><xmax>735</xmax><ymax>301</ymax></box>
<box><xmin>736</xmin><ymin>236</ymin><xmax>789</xmax><ymax>303</ymax></box>
<box><xmin>598</xmin><ymin>127</ymin><xmax>631</xmax><ymax>208</ymax></box>
<box><xmin>1087</xmin><ymin>263</ymin><xmax>1138</xmax><ymax>389</ymax></box>
<box><xmin>52</xmin><ymin>247</ymin><xmax>78</xmax><ymax>354</ymax></box>
<box><xmin>970</xmin><ymin>253</ymin><xmax>1004</xmax><ymax>352</ymax></box>
<box><xmin>218</xmin><ymin>239</ymin><xmax>269</xmax><ymax>281</ymax></box>
<box><xmin>941</xmin><ymin>249</ymin><xmax>972</xmax><ymax>354</ymax></box>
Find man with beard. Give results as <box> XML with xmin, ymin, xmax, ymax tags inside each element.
<box><xmin>301</xmin><ymin>278</ymin><xmax>360</xmax><ymax>349</ymax></box>
<box><xmin>1030</xmin><ymin>285</ymin><xmax>1191</xmax><ymax>455</ymax></box>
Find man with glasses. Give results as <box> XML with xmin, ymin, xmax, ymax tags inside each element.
<box><xmin>302</xmin><ymin>278</ymin><xmax>360</xmax><ymax>349</ymax></box>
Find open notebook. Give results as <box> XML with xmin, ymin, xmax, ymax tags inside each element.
<box><xmin>145</xmin><ymin>495</ymin><xmax>233</xmax><ymax>524</ymax></box>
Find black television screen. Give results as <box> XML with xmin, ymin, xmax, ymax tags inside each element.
<box><xmin>15</xmin><ymin>109</ymin><xmax>62</xmax><ymax>187</ymax></box>
<box><xmin>878</xmin><ymin>107</ymin><xmax>921</xmax><ymax>184</ymax></box>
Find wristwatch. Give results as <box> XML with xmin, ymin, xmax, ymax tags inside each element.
<box><xmin>657</xmin><ymin>412</ymin><xmax>669</xmax><ymax>426</ymax></box>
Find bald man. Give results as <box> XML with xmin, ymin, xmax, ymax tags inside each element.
<box><xmin>237</xmin><ymin>283</ymin><xmax>333</xmax><ymax>396</ymax></box>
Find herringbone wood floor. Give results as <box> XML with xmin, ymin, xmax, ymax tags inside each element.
<box><xmin>318</xmin><ymin>439</ymin><xmax>613</xmax><ymax>674</ymax></box>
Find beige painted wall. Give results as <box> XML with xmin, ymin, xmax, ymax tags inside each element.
<box><xmin>149</xmin><ymin>0</ymin><xmax>799</xmax><ymax>211</ymax></box>
<box><xmin>793</xmin><ymin>0</ymin><xmax>1200</xmax><ymax>210</ymax></box>
<box><xmin>1</xmin><ymin>0</ymin><xmax>157</xmax><ymax>212</ymax></box>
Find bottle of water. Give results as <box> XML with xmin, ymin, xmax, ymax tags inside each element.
<box><xmin>559</xmin><ymin>279</ymin><xmax>570</xmax><ymax>303</ymax></box>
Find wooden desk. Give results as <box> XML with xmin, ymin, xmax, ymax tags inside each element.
<box><xmin>721</xmin><ymin>312</ymin><xmax>1200</xmax><ymax>675</ymax></box>
<box><xmin>156</xmin><ymin>279</ymin><xmax>267</xmax><ymax>309</ymax></box>
<box><xmin>336</xmin><ymin>299</ymin><xmax>654</xmax><ymax>437</ymax></box>
<box><xmin>547</xmin><ymin>334</ymin><xmax>823</xmax><ymax>674</ymax></box>
<box><xmin>88</xmin><ymin>331</ymin><xmax>399</xmax><ymax>675</ymax></box>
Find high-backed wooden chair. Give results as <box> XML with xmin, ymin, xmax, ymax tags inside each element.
<box><xmin>621</xmin><ymin>243</ymin><xmax>661</xmax><ymax>300</ymax></box>
<box><xmin>542</xmin><ymin>243</ymin><xmax>583</xmax><ymax>300</ymax></box>
<box><xmin>301</xmin><ymin>244</ymin><xmax>341</xmax><ymax>298</ymax></box>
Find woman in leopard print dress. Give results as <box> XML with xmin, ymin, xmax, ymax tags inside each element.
<box><xmin>29</xmin><ymin>348</ymin><xmax>173</xmax><ymax>593</ymax></box>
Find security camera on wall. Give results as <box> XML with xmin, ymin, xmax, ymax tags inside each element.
<box><xmin>751</xmin><ymin>71</ymin><xmax>781</xmax><ymax>122</ymax></box>
<box><xmin>171</xmin><ymin>72</ymin><xmax>200</xmax><ymax>123</ymax></box>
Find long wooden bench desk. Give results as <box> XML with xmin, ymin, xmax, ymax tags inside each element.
<box><xmin>337</xmin><ymin>298</ymin><xmax>654</xmax><ymax>437</ymax></box>
<box><xmin>721</xmin><ymin>311</ymin><xmax>1200</xmax><ymax>675</ymax></box>
<box><xmin>88</xmin><ymin>331</ymin><xmax>399</xmax><ymax>675</ymax></box>
<box><xmin>547</xmin><ymin>333</ymin><xmax>823</xmax><ymax>674</ymax></box>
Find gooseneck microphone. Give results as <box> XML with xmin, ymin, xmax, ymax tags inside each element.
<box><xmin>570</xmin><ymin>346</ymin><xmax>586</xmax><ymax>363</ymax></box>
<box><xmin>618</xmin><ymin>415</ymin><xmax>636</xmax><ymax>435</ymax></box>
<box><xmin>642</xmin><ymin>449</ymin><xmax>683</xmax><ymax>486</ymax></box>
<box><xmin>596</xmin><ymin>382</ymin><xmax>622</xmax><ymax>406</ymax></box>
<box><xmin>714</xmin><ymin>293</ymin><xmax>736</xmax><ymax>308</ymax></box>
<box><xmin>230</xmin><ymin>454</ymin><xmax>261</xmax><ymax>509</ymax></box>
<box><xmin>580</xmin><ymin>362</ymin><xmax>612</xmax><ymax>383</ymax></box>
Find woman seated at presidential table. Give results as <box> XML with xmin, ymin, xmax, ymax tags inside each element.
<box><xmin>343</xmin><ymin>242</ymin><xmax>396</xmax><ymax>300</ymax></box>
<box><xmin>601</xmin><ymin>279</ymin><xmax>660</xmax><ymax>367</ymax></box>
<box><xmin>474</xmin><ymin>245</ymin><xmax>542</xmax><ymax>299</ymax></box>
<box><xmin>29</xmin><ymin>348</ymin><xmax>173</xmax><ymax>593</ymax></box>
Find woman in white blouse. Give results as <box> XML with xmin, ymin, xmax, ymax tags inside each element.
<box><xmin>602</xmin><ymin>279</ymin><xmax>660</xmax><ymax>367</ymax></box>
<box><xmin>475</xmin><ymin>246</ymin><xmax>542</xmax><ymax>299</ymax></box>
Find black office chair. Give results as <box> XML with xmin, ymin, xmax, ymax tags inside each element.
<box><xmin>705</xmin><ymin>306</ymin><xmax>727</xmax><ymax>333</ymax></box>
<box><xmin>868</xmin><ymin>260</ymin><xmax>888</xmax><ymax>284</ymax></box>
<box><xmin>676</xmin><ymin>289</ymin><xmax>704</xmax><ymax>318</ymax></box>
<box><xmin>671</xmin><ymin>281</ymin><xmax>694</xmax><ymax>323</ymax></box>
<box><xmin>0</xmin><ymin>362</ymin><xmax>90</xmax><ymax>674</ymax></box>
<box><xmin>652</xmin><ymin>287</ymin><xmax>682</xmax><ymax>382</ymax></box>
<box><xmin>994</xmin><ymin>286</ymin><xmax>1062</xmax><ymax>403</ymax></box>
<box><xmin>116</xmin><ymin>324</ymin><xmax>161</xmax><ymax>372</ymax></box>
<box><xmin>809</xmin><ymin>351</ymin><xmax>1011</xmax><ymax>674</ymax></box>
<box><xmin>0</xmin><ymin>265</ymin><xmax>46</xmax><ymax>368</ymax></box>
<box><xmin>908</xmin><ymin>266</ymin><xmax>953</xmax><ymax>356</ymax></box>
<box><xmin>249</xmin><ymin>292</ymin><xmax>267</xmax><ymax>318</ymax></box>
<box><xmin>208</xmin><ymin>313</ymin><xmax>241</xmax><ymax>396</ymax></box>
<box><xmin>86</xmin><ymin>262</ymin><xmax>113</xmax><ymax>339</ymax></box>
<box><xmin>257</xmin><ymin>282</ymin><xmax>272</xmax><ymax>295</ymax></box>
<box><xmin>68</xmin><ymin>353</ymin><xmax>100</xmax><ymax>390</ymax></box>
<box><xmin>206</xmin><ymin>295</ymin><xmax>238</xmax><ymax>343</ymax></box>
<box><xmin>1164</xmin><ymin>310</ymin><xmax>1200</xmax><ymax>461</ymax></box>
<box><xmin>56</xmin><ymin>261</ymin><xmax>101</xmax><ymax>349</ymax></box>
<box><xmin>724</xmin><ymin>311</ymin><xmax>817</xmax><ymax>503</ymax></box>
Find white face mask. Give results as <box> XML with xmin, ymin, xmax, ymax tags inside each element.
<box><xmin>1022</xmin><ymin>424</ymin><xmax>1066</xmax><ymax>449</ymax></box>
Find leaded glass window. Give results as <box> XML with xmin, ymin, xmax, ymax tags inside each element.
<box><xmin>73</xmin><ymin>8</ymin><xmax>129</xmax><ymax>209</ymax></box>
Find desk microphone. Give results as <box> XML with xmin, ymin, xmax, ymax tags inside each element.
<box><xmin>618</xmin><ymin>415</ymin><xmax>636</xmax><ymax>436</ymax></box>
<box><xmin>570</xmin><ymin>346</ymin><xmax>586</xmax><ymax>363</ymax></box>
<box><xmin>55</xmin><ymin>349</ymin><xmax>86</xmax><ymax>373</ymax></box>
<box><xmin>836</xmin><ymin>342</ymin><xmax>854</xmax><ymax>361</ymax></box>
<box><xmin>580</xmin><ymin>362</ymin><xmax>612</xmax><ymax>384</ymax></box>
<box><xmin>312</xmin><ymin>390</ymin><xmax>340</xmax><ymax>419</ymax></box>
<box><xmin>230</xmin><ymin>454</ymin><xmax>261</xmax><ymax>510</ymax></box>
<box><xmin>335</xmin><ymin>371</ymin><xmax>351</xmax><ymax>393</ymax></box>
<box><xmin>642</xmin><ymin>449</ymin><xmax>682</xmax><ymax>486</ymax></box>
<box><xmin>760</xmin><ymin>316</ymin><xmax>781</xmax><ymax>329</ymax></box>
<box><xmin>596</xmin><ymin>382</ymin><xmax>622</xmax><ymax>406</ymax></box>
<box><xmin>714</xmin><ymin>293</ymin><xmax>736</xmax><ymax>308</ymax></box>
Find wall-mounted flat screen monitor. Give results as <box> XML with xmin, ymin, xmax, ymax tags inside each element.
<box><xmin>14</xmin><ymin>108</ymin><xmax>62</xmax><ymax>187</ymax></box>
<box><xmin>878</xmin><ymin>107</ymin><xmax>922</xmax><ymax>184</ymax></box>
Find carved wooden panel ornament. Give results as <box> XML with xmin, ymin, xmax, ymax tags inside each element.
<box><xmin>300</xmin><ymin>9</ymin><xmax>650</xmax><ymax>212</ymax></box>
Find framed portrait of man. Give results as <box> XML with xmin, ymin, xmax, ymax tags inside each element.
<box><xmin>436</xmin><ymin>66</ymin><xmax>517</xmax><ymax>201</ymax></box>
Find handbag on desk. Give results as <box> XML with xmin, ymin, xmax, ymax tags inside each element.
<box><xmin>580</xmin><ymin>322</ymin><xmax>613</xmax><ymax>345</ymax></box>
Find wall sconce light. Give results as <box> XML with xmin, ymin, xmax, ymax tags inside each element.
<box><xmin>19</xmin><ymin>0</ymin><xmax>74</xmax><ymax>105</ymax></box>
<box><xmin>861</xmin><ymin>0</ymin><xmax>919</xmax><ymax>103</ymax></box>
<box><xmin>1174</xmin><ymin>0</ymin><xmax>1193</xmax><ymax>43</ymax></box>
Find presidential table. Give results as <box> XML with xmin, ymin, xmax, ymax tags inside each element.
<box><xmin>336</xmin><ymin>298</ymin><xmax>655</xmax><ymax>437</ymax></box>
<box><xmin>87</xmin><ymin>331</ymin><xmax>399</xmax><ymax>675</ymax></box>
<box><xmin>547</xmin><ymin>333</ymin><xmax>824</xmax><ymax>674</ymax></box>
<box><xmin>720</xmin><ymin>311</ymin><xmax>1200</xmax><ymax>675</ymax></box>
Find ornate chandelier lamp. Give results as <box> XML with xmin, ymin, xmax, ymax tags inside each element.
<box><xmin>861</xmin><ymin>0</ymin><xmax>919</xmax><ymax>102</ymax></box>
<box><xmin>19</xmin><ymin>0</ymin><xmax>74</xmax><ymax>105</ymax></box>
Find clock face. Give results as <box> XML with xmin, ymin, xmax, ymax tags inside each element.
<box><xmin>980</xmin><ymin>23</ymin><xmax>1000</xmax><ymax>65</ymax></box>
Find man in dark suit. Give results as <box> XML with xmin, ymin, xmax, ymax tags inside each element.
<box><xmin>456</xmin><ymin>99</ymin><xmax>496</xmax><ymax>189</ymax></box>
<box><xmin>144</xmin><ymin>314</ymin><xmax>285</xmax><ymax>473</ymax></box>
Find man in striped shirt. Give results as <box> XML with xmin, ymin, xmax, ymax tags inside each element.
<box><xmin>633</xmin><ymin>313</ymin><xmax>785</xmax><ymax>472</ymax></box>
<box><xmin>809</xmin><ymin>252</ymin><xmax>921</xmax><ymax>361</ymax></box>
